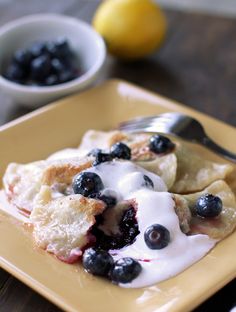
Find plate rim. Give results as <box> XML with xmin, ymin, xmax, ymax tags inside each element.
<box><xmin>0</xmin><ymin>78</ymin><xmax>235</xmax><ymax>312</ymax></box>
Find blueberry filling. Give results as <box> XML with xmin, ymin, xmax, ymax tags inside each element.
<box><xmin>110</xmin><ymin>257</ymin><xmax>142</xmax><ymax>284</ymax></box>
<box><xmin>195</xmin><ymin>193</ymin><xmax>222</xmax><ymax>218</ymax></box>
<box><xmin>91</xmin><ymin>205</ymin><xmax>140</xmax><ymax>250</ymax></box>
<box><xmin>72</xmin><ymin>172</ymin><xmax>104</xmax><ymax>197</ymax></box>
<box><xmin>149</xmin><ymin>134</ymin><xmax>175</xmax><ymax>154</ymax></box>
<box><xmin>144</xmin><ymin>224</ymin><xmax>170</xmax><ymax>249</ymax></box>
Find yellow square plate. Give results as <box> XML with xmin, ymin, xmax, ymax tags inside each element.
<box><xmin>0</xmin><ymin>79</ymin><xmax>235</xmax><ymax>312</ymax></box>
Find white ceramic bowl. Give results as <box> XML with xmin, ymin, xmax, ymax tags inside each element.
<box><xmin>0</xmin><ymin>14</ymin><xmax>106</xmax><ymax>107</ymax></box>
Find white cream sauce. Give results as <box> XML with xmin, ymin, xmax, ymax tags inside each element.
<box><xmin>85</xmin><ymin>161</ymin><xmax>216</xmax><ymax>288</ymax></box>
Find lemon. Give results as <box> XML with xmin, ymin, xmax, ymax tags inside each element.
<box><xmin>93</xmin><ymin>0</ymin><xmax>167</xmax><ymax>59</ymax></box>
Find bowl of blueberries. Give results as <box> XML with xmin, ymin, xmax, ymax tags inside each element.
<box><xmin>0</xmin><ymin>14</ymin><xmax>106</xmax><ymax>107</ymax></box>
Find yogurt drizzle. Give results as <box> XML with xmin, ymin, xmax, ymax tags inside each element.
<box><xmin>84</xmin><ymin>161</ymin><xmax>216</xmax><ymax>288</ymax></box>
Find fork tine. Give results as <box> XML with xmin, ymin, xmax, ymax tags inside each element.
<box><xmin>119</xmin><ymin>119</ymin><xmax>171</xmax><ymax>133</ymax></box>
<box><xmin>119</xmin><ymin>115</ymin><xmax>169</xmax><ymax>128</ymax></box>
<box><xmin>119</xmin><ymin>112</ymin><xmax>184</xmax><ymax>128</ymax></box>
<box><xmin>119</xmin><ymin>113</ymin><xmax>180</xmax><ymax>133</ymax></box>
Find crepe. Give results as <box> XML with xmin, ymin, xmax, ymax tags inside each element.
<box><xmin>77</xmin><ymin>130</ymin><xmax>233</xmax><ymax>194</ymax></box>
<box><xmin>31</xmin><ymin>185</ymin><xmax>105</xmax><ymax>263</ymax></box>
<box><xmin>182</xmin><ymin>180</ymin><xmax>236</xmax><ymax>240</ymax></box>
<box><xmin>3</xmin><ymin>157</ymin><xmax>93</xmax><ymax>213</ymax></box>
<box><xmin>170</xmin><ymin>144</ymin><xmax>233</xmax><ymax>193</ymax></box>
<box><xmin>2</xmin><ymin>129</ymin><xmax>235</xmax><ymax>263</ymax></box>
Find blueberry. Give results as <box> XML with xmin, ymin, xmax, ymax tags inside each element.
<box><xmin>59</xmin><ymin>69</ymin><xmax>77</xmax><ymax>83</ymax></box>
<box><xmin>93</xmin><ymin>151</ymin><xmax>113</xmax><ymax>166</ymax></box>
<box><xmin>30</xmin><ymin>55</ymin><xmax>51</xmax><ymax>81</ymax></box>
<box><xmin>144</xmin><ymin>224</ymin><xmax>170</xmax><ymax>249</ymax></box>
<box><xmin>143</xmin><ymin>175</ymin><xmax>154</xmax><ymax>189</ymax></box>
<box><xmin>51</xmin><ymin>58</ymin><xmax>65</xmax><ymax>74</ymax></box>
<box><xmin>149</xmin><ymin>135</ymin><xmax>175</xmax><ymax>154</ymax></box>
<box><xmin>87</xmin><ymin>148</ymin><xmax>102</xmax><ymax>157</ymax></box>
<box><xmin>110</xmin><ymin>142</ymin><xmax>131</xmax><ymax>160</ymax></box>
<box><xmin>51</xmin><ymin>38</ymin><xmax>71</xmax><ymax>59</ymax></box>
<box><xmin>72</xmin><ymin>172</ymin><xmax>104</xmax><ymax>197</ymax></box>
<box><xmin>92</xmin><ymin>205</ymin><xmax>139</xmax><ymax>250</ymax></box>
<box><xmin>195</xmin><ymin>193</ymin><xmax>222</xmax><ymax>218</ymax></box>
<box><xmin>82</xmin><ymin>248</ymin><xmax>114</xmax><ymax>277</ymax></box>
<box><xmin>4</xmin><ymin>63</ymin><xmax>25</xmax><ymax>82</ymax></box>
<box><xmin>99</xmin><ymin>194</ymin><xmax>117</xmax><ymax>208</ymax></box>
<box><xmin>29</xmin><ymin>42</ymin><xmax>47</xmax><ymax>58</ymax></box>
<box><xmin>91</xmin><ymin>193</ymin><xmax>117</xmax><ymax>208</ymax></box>
<box><xmin>45</xmin><ymin>41</ymin><xmax>57</xmax><ymax>56</ymax></box>
<box><xmin>44</xmin><ymin>75</ymin><xmax>59</xmax><ymax>86</ymax></box>
<box><xmin>65</xmin><ymin>56</ymin><xmax>79</xmax><ymax>72</ymax></box>
<box><xmin>110</xmin><ymin>257</ymin><xmax>142</xmax><ymax>284</ymax></box>
<box><xmin>119</xmin><ymin>207</ymin><xmax>140</xmax><ymax>245</ymax></box>
<box><xmin>13</xmin><ymin>49</ymin><xmax>32</xmax><ymax>68</ymax></box>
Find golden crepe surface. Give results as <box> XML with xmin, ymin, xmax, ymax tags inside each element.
<box><xmin>31</xmin><ymin>186</ymin><xmax>105</xmax><ymax>263</ymax></box>
<box><xmin>3</xmin><ymin>157</ymin><xmax>93</xmax><ymax>214</ymax></box>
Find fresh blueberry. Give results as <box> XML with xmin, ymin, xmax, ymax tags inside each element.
<box><xmin>110</xmin><ymin>257</ymin><xmax>142</xmax><ymax>284</ymax></box>
<box><xmin>30</xmin><ymin>55</ymin><xmax>51</xmax><ymax>81</ymax></box>
<box><xmin>44</xmin><ymin>75</ymin><xmax>59</xmax><ymax>86</ymax></box>
<box><xmin>110</xmin><ymin>142</ymin><xmax>131</xmax><ymax>160</ymax></box>
<box><xmin>72</xmin><ymin>172</ymin><xmax>104</xmax><ymax>197</ymax></box>
<box><xmin>99</xmin><ymin>194</ymin><xmax>117</xmax><ymax>208</ymax></box>
<box><xmin>82</xmin><ymin>248</ymin><xmax>114</xmax><ymax>277</ymax></box>
<box><xmin>149</xmin><ymin>135</ymin><xmax>175</xmax><ymax>154</ymax></box>
<box><xmin>13</xmin><ymin>49</ymin><xmax>32</xmax><ymax>68</ymax></box>
<box><xmin>52</xmin><ymin>38</ymin><xmax>71</xmax><ymax>59</ymax></box>
<box><xmin>91</xmin><ymin>193</ymin><xmax>117</xmax><ymax>208</ymax></box>
<box><xmin>195</xmin><ymin>193</ymin><xmax>222</xmax><ymax>218</ymax></box>
<box><xmin>89</xmin><ymin>188</ymin><xmax>117</xmax><ymax>208</ymax></box>
<box><xmin>87</xmin><ymin>148</ymin><xmax>102</xmax><ymax>157</ymax></box>
<box><xmin>45</xmin><ymin>41</ymin><xmax>57</xmax><ymax>56</ymax></box>
<box><xmin>93</xmin><ymin>151</ymin><xmax>113</xmax><ymax>166</ymax></box>
<box><xmin>29</xmin><ymin>42</ymin><xmax>47</xmax><ymax>58</ymax></box>
<box><xmin>4</xmin><ymin>63</ymin><xmax>25</xmax><ymax>82</ymax></box>
<box><xmin>143</xmin><ymin>175</ymin><xmax>154</xmax><ymax>189</ymax></box>
<box><xmin>64</xmin><ymin>56</ymin><xmax>79</xmax><ymax>72</ymax></box>
<box><xmin>59</xmin><ymin>69</ymin><xmax>77</xmax><ymax>83</ymax></box>
<box><xmin>51</xmin><ymin>58</ymin><xmax>65</xmax><ymax>74</ymax></box>
<box><xmin>4</xmin><ymin>39</ymin><xmax>80</xmax><ymax>87</ymax></box>
<box><xmin>144</xmin><ymin>224</ymin><xmax>170</xmax><ymax>249</ymax></box>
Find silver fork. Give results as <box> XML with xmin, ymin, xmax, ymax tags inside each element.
<box><xmin>119</xmin><ymin>112</ymin><xmax>236</xmax><ymax>163</ymax></box>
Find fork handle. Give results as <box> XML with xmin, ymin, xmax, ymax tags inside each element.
<box><xmin>201</xmin><ymin>136</ymin><xmax>236</xmax><ymax>163</ymax></box>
